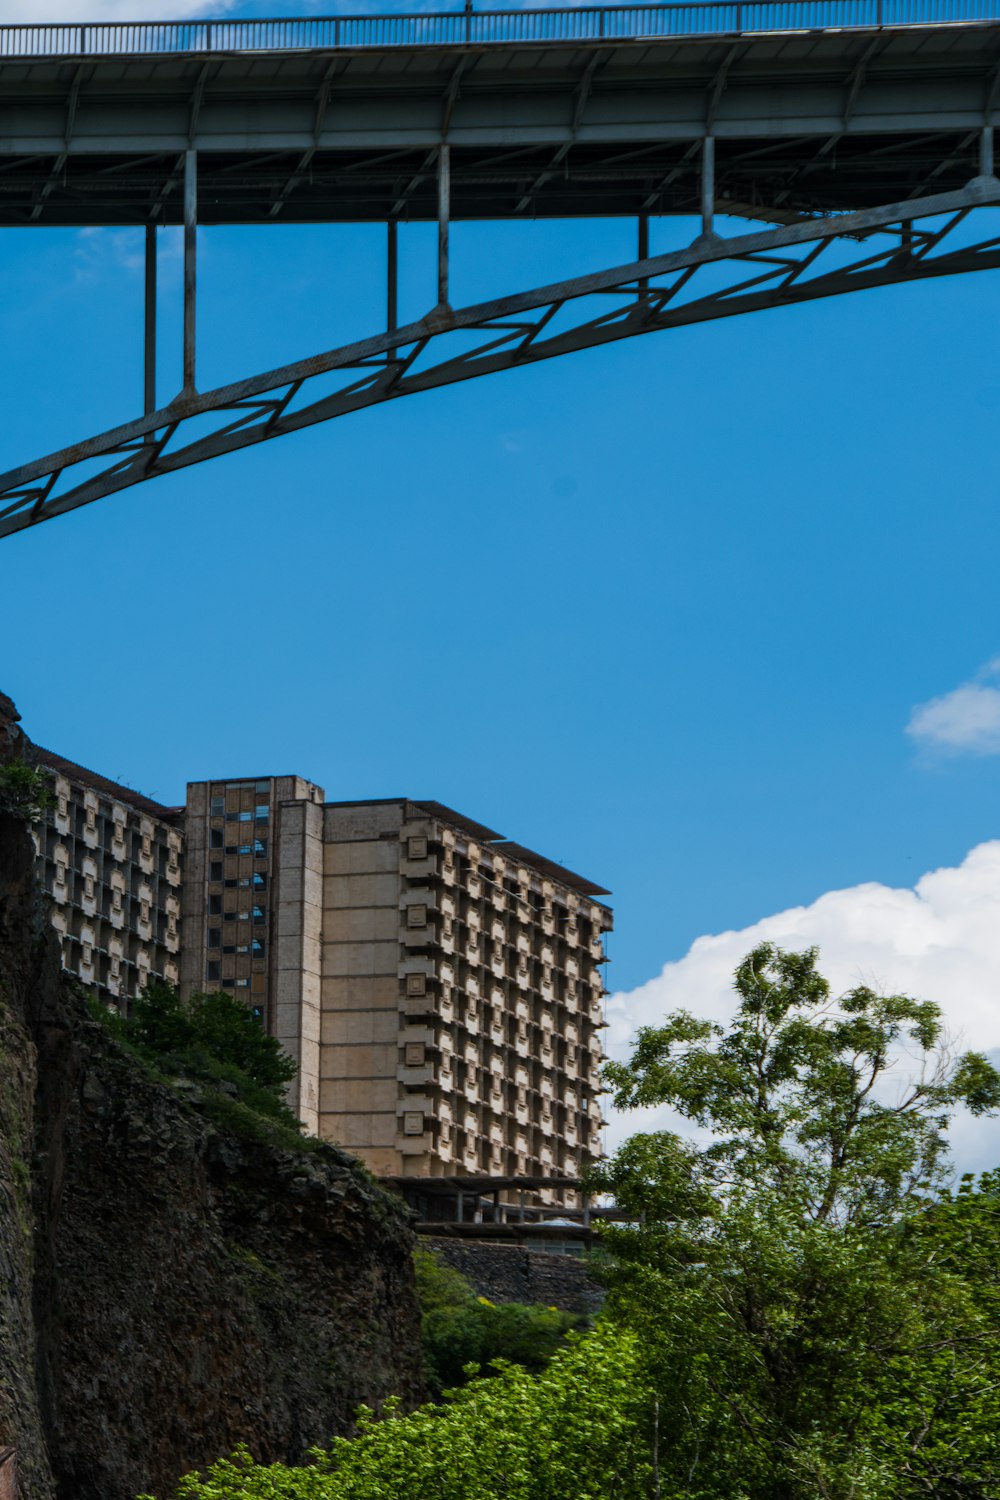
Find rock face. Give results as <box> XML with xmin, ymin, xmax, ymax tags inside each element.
<box><xmin>0</xmin><ymin>795</ymin><xmax>423</xmax><ymax>1500</ymax></box>
<box><xmin>425</xmin><ymin>1238</ymin><xmax>605</xmax><ymax>1316</ymax></box>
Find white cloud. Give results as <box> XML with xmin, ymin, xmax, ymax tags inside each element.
<box><xmin>604</xmin><ymin>841</ymin><xmax>1000</xmax><ymax>1177</ymax></box>
<box><xmin>73</xmin><ymin>225</ymin><xmax>185</xmax><ymax>287</ymax></box>
<box><xmin>2</xmin><ymin>1</ymin><xmax>226</xmax><ymax>19</ymax></box>
<box><xmin>907</xmin><ymin>658</ymin><xmax>1000</xmax><ymax>755</ymax></box>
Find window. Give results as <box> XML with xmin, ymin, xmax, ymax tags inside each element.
<box><xmin>210</xmin><ymin>797</ymin><xmax>225</xmax><ymax>815</ymax></box>
<box><xmin>235</xmin><ymin>978</ymin><xmax>251</xmax><ymax>989</ymax></box>
<box><xmin>223</xmin><ymin>945</ymin><xmax>235</xmax><ymax>955</ymax></box>
<box><xmin>252</xmin><ymin>906</ymin><xmax>266</xmax><ymax>923</ymax></box>
<box><xmin>210</xmin><ymin>828</ymin><xmax>224</xmax><ymax>849</ymax></box>
<box><xmin>209</xmin><ymin>861</ymin><xmax>223</xmax><ymax>882</ymax></box>
<box><xmin>206</xmin><ymin>961</ymin><xmax>221</xmax><ymax>981</ymax></box>
<box><xmin>253</xmin><ymin>873</ymin><xmax>267</xmax><ymax>891</ymax></box>
<box><xmin>255</xmin><ymin>781</ymin><xmax>270</xmax><ymax>794</ymax></box>
<box><xmin>208</xmin><ymin>928</ymin><xmax>221</xmax><ymax>948</ymax></box>
<box><xmin>238</xmin><ymin>811</ymin><xmax>253</xmax><ymax>823</ymax></box>
<box><xmin>253</xmin><ymin>839</ymin><xmax>267</xmax><ymax>857</ymax></box>
<box><xmin>254</xmin><ymin>805</ymin><xmax>269</xmax><ymax>821</ymax></box>
<box><xmin>251</xmin><ymin>939</ymin><xmax>265</xmax><ymax>956</ymax></box>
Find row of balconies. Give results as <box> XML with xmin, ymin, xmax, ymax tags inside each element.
<box><xmin>404</xmin><ymin>1062</ymin><xmax>603</xmax><ymax>1109</ymax></box>
<box><xmin>41</xmin><ymin>848</ymin><xmax>181</xmax><ymax>905</ymax></box>
<box><xmin>402</xmin><ymin>931</ymin><xmax>606</xmax><ymax>1000</ymax></box>
<box><xmin>396</xmin><ymin>1113</ymin><xmax>591</xmax><ymax>1172</ymax></box>
<box><xmin>46</xmin><ymin>809</ymin><xmax>181</xmax><ymax>884</ymax></box>
<box><xmin>398</xmin><ymin>991</ymin><xmax>607</xmax><ymax>1048</ymax></box>
<box><xmin>46</xmin><ymin>879</ymin><xmax>179</xmax><ymax>951</ymax></box>
<box><xmin>402</xmin><ymin>1017</ymin><xmax>602</xmax><ymax>1074</ymax></box>
<box><xmin>400</xmin><ymin>828</ymin><xmax>608</xmax><ymax>916</ymax></box>
<box><xmin>402</xmin><ymin>1057</ymin><xmax>603</xmax><ymax>1116</ymax></box>
<box><xmin>401</xmin><ymin>888</ymin><xmax>606</xmax><ymax>956</ymax></box>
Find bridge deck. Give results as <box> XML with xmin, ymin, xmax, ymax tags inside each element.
<box><xmin>0</xmin><ymin>7</ymin><xmax>998</xmax><ymax>225</ymax></box>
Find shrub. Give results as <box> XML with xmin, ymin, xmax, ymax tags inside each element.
<box><xmin>413</xmin><ymin>1247</ymin><xmax>584</xmax><ymax>1395</ymax></box>
<box><xmin>107</xmin><ymin>981</ymin><xmax>300</xmax><ymax>1131</ymax></box>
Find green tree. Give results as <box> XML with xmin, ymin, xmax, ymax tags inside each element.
<box><xmin>588</xmin><ymin>943</ymin><xmax>1000</xmax><ymax>1500</ymax></box>
<box><xmin>113</xmin><ymin>982</ymin><xmax>299</xmax><ymax>1129</ymax></box>
<box><xmin>0</xmin><ymin>760</ymin><xmax>53</xmax><ymax>821</ymax></box>
<box><xmin>142</xmin><ymin>1323</ymin><xmax>652</xmax><ymax>1500</ymax></box>
<box><xmin>413</xmin><ymin>1247</ymin><xmax>583</xmax><ymax>1395</ymax></box>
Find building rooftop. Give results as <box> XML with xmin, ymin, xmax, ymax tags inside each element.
<box><xmin>35</xmin><ymin>746</ymin><xmax>181</xmax><ymax>822</ymax></box>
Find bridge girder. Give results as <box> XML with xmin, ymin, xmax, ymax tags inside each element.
<box><xmin>2</xmin><ymin>178</ymin><xmax>999</xmax><ymax>541</ymax></box>
<box><xmin>4</xmin><ymin>13</ymin><xmax>1000</xmax><ymax>540</ymax></box>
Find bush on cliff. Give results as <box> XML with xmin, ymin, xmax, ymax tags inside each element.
<box><xmin>0</xmin><ymin>761</ymin><xmax>53</xmax><ymax>821</ymax></box>
<box><xmin>413</xmin><ymin>1247</ymin><xmax>583</xmax><ymax>1395</ymax></box>
<box><xmin>142</xmin><ymin>1323</ymin><xmax>652</xmax><ymax>1500</ymax></box>
<box><xmin>107</xmin><ymin>981</ymin><xmax>300</xmax><ymax>1131</ymax></box>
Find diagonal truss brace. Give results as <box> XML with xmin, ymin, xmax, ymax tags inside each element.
<box><xmin>2</xmin><ymin>180</ymin><xmax>1000</xmax><ymax>541</ymax></box>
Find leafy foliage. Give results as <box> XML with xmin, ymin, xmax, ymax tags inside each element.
<box><xmin>589</xmin><ymin>943</ymin><xmax>1000</xmax><ymax>1500</ymax></box>
<box><xmin>0</xmin><ymin>760</ymin><xmax>53</xmax><ymax>821</ymax></box>
<box><xmin>413</xmin><ymin>1247</ymin><xmax>583</xmax><ymax>1395</ymax></box>
<box><xmin>142</xmin><ymin>1324</ymin><xmax>652</xmax><ymax>1500</ymax></box>
<box><xmin>108</xmin><ymin>982</ymin><xmax>300</xmax><ymax>1130</ymax></box>
<box><xmin>134</xmin><ymin>945</ymin><xmax>1000</xmax><ymax>1500</ymax></box>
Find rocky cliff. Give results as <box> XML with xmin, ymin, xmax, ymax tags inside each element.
<box><xmin>0</xmin><ymin>795</ymin><xmax>423</xmax><ymax>1500</ymax></box>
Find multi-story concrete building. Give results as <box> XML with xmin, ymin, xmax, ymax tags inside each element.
<box><xmin>179</xmin><ymin>772</ymin><xmax>326</xmax><ymax>1130</ymax></box>
<box><xmin>31</xmin><ymin>746</ymin><xmax>183</xmax><ymax>1003</ymax></box>
<box><xmin>319</xmin><ymin>799</ymin><xmax>610</xmax><ymax>1179</ymax></box>
<box><xmin>4</xmin><ymin>691</ymin><xmax>612</xmax><ymax>1180</ymax></box>
<box><xmin>181</xmin><ymin>785</ymin><xmax>612</xmax><ymax>1175</ymax></box>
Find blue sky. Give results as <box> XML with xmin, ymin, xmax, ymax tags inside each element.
<box><xmin>4</xmin><ymin>2</ymin><xmax>1000</xmax><ymax>1027</ymax></box>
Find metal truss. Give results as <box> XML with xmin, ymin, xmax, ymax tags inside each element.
<box><xmin>2</xmin><ymin>177</ymin><xmax>1000</xmax><ymax>540</ymax></box>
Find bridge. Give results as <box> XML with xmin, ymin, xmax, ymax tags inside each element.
<box><xmin>2</xmin><ymin>0</ymin><xmax>1000</xmax><ymax>538</ymax></box>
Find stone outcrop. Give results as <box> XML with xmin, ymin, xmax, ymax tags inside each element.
<box><xmin>0</xmin><ymin>745</ymin><xmax>423</xmax><ymax>1500</ymax></box>
<box><xmin>424</xmin><ymin>1237</ymin><xmax>605</xmax><ymax>1316</ymax></box>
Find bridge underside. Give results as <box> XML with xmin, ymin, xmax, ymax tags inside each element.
<box><xmin>2</xmin><ymin>17</ymin><xmax>1000</xmax><ymax>538</ymax></box>
<box><xmin>0</xmin><ymin>133</ymin><xmax>991</xmax><ymax>226</ymax></box>
<box><xmin>2</xmin><ymin>24</ymin><xmax>999</xmax><ymax>225</ymax></box>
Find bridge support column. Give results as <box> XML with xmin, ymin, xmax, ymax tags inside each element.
<box><xmin>698</xmin><ymin>136</ymin><xmax>717</xmax><ymax>243</ymax></box>
<box><xmin>387</xmin><ymin>218</ymin><xmax>398</xmax><ymax>333</ymax></box>
<box><xmin>183</xmin><ymin>149</ymin><xmax>197</xmax><ymax>396</ymax></box>
<box><xmin>144</xmin><ymin>224</ymin><xmax>156</xmax><ymax>420</ymax></box>
<box><xmin>437</xmin><ymin>143</ymin><xmax>451</xmax><ymax>310</ymax></box>
<box><xmin>638</xmin><ymin>213</ymin><xmax>649</xmax><ymax>295</ymax></box>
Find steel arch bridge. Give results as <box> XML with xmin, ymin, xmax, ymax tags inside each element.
<box><xmin>3</xmin><ymin>0</ymin><xmax>1000</xmax><ymax>540</ymax></box>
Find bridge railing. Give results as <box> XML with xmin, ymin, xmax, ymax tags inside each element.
<box><xmin>1</xmin><ymin>0</ymin><xmax>999</xmax><ymax>58</ymax></box>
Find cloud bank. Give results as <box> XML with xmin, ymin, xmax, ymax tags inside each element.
<box><xmin>605</xmin><ymin>841</ymin><xmax>1000</xmax><ymax>1176</ymax></box>
<box><xmin>908</xmin><ymin>659</ymin><xmax>1000</xmax><ymax>756</ymax></box>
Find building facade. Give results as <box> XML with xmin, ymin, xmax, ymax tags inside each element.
<box><xmin>31</xmin><ymin>747</ymin><xmax>183</xmax><ymax>1004</ymax></box>
<box><xmin>317</xmin><ymin>800</ymin><xmax>610</xmax><ymax>1178</ymax></box>
<box><xmin>6</xmin><ymin>691</ymin><xmax>611</xmax><ymax>1179</ymax></box>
